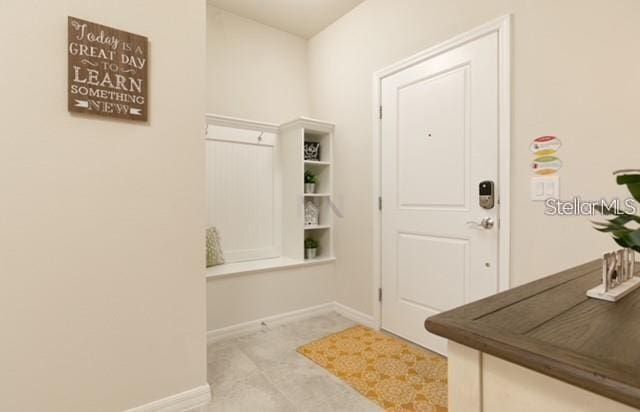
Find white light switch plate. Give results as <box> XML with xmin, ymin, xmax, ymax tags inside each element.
<box><xmin>531</xmin><ymin>176</ymin><xmax>559</xmax><ymax>201</ymax></box>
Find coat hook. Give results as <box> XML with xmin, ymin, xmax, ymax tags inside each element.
<box><xmin>257</xmin><ymin>131</ymin><xmax>264</xmax><ymax>142</ymax></box>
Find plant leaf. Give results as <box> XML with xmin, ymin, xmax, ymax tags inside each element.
<box><xmin>617</xmin><ymin>228</ymin><xmax>640</xmax><ymax>247</ymax></box>
<box><xmin>617</xmin><ymin>174</ymin><xmax>640</xmax><ymax>203</ymax></box>
<box><xmin>608</xmin><ymin>214</ymin><xmax>640</xmax><ymax>226</ymax></box>
<box><xmin>592</xmin><ymin>219</ymin><xmax>632</xmax><ymax>232</ymax></box>
<box><xmin>616</xmin><ymin>174</ymin><xmax>640</xmax><ymax>184</ymax></box>
<box><xmin>594</xmin><ymin>225</ymin><xmax>629</xmax><ymax>233</ymax></box>
<box><xmin>613</xmin><ymin>236</ymin><xmax>632</xmax><ymax>249</ymax></box>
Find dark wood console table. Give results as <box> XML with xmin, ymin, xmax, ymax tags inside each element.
<box><xmin>426</xmin><ymin>260</ymin><xmax>640</xmax><ymax>409</ymax></box>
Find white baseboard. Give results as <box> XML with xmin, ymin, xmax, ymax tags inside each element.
<box><xmin>207</xmin><ymin>301</ymin><xmax>377</xmax><ymax>344</ymax></box>
<box><xmin>124</xmin><ymin>384</ymin><xmax>210</xmax><ymax>412</ymax></box>
<box><xmin>333</xmin><ymin>302</ymin><xmax>377</xmax><ymax>329</ymax></box>
<box><xmin>207</xmin><ymin>302</ymin><xmax>335</xmax><ymax>343</ymax></box>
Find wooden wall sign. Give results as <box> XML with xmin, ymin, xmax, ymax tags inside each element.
<box><xmin>68</xmin><ymin>17</ymin><xmax>148</xmax><ymax>121</ymax></box>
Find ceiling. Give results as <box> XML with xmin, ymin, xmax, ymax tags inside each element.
<box><xmin>207</xmin><ymin>0</ymin><xmax>366</xmax><ymax>39</ymax></box>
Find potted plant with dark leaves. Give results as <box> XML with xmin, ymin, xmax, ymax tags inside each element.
<box><xmin>305</xmin><ymin>238</ymin><xmax>318</xmax><ymax>259</ymax></box>
<box><xmin>304</xmin><ymin>170</ymin><xmax>317</xmax><ymax>194</ymax></box>
<box><xmin>594</xmin><ymin>169</ymin><xmax>640</xmax><ymax>252</ymax></box>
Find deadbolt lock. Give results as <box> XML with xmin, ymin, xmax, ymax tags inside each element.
<box><xmin>479</xmin><ymin>180</ymin><xmax>495</xmax><ymax>209</ymax></box>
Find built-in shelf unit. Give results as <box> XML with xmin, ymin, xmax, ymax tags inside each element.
<box><xmin>280</xmin><ymin>117</ymin><xmax>335</xmax><ymax>263</ymax></box>
<box><xmin>205</xmin><ymin>115</ymin><xmax>335</xmax><ymax>278</ymax></box>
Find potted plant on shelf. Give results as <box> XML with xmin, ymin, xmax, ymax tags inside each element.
<box><xmin>304</xmin><ymin>170</ymin><xmax>317</xmax><ymax>194</ymax></box>
<box><xmin>305</xmin><ymin>238</ymin><xmax>318</xmax><ymax>259</ymax></box>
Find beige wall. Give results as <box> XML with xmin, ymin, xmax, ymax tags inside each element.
<box><xmin>205</xmin><ymin>6</ymin><xmax>334</xmax><ymax>331</ymax></box>
<box><xmin>308</xmin><ymin>0</ymin><xmax>640</xmax><ymax>315</ymax></box>
<box><xmin>207</xmin><ymin>6</ymin><xmax>310</xmax><ymax>124</ymax></box>
<box><xmin>207</xmin><ymin>264</ymin><xmax>335</xmax><ymax>329</ymax></box>
<box><xmin>0</xmin><ymin>1</ymin><xmax>207</xmax><ymax>411</ymax></box>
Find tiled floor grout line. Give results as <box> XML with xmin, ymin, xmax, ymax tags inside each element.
<box><xmin>234</xmin><ymin>330</ymin><xmax>305</xmax><ymax>410</ymax></box>
<box><xmin>206</xmin><ymin>361</ymin><xmax>261</xmax><ymax>388</ymax></box>
<box><xmin>258</xmin><ymin>367</ymin><xmax>299</xmax><ymax>410</ymax></box>
<box><xmin>208</xmin><ymin>340</ymin><xmax>298</xmax><ymax>410</ymax></box>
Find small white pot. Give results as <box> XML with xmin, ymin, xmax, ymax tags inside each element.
<box><xmin>305</xmin><ymin>248</ymin><xmax>317</xmax><ymax>259</ymax></box>
<box><xmin>305</xmin><ymin>183</ymin><xmax>316</xmax><ymax>194</ymax></box>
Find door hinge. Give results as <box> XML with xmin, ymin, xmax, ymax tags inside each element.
<box><xmin>379</xmin><ymin>105</ymin><xmax>383</xmax><ymax>119</ymax></box>
<box><xmin>378</xmin><ymin>287</ymin><xmax>383</xmax><ymax>302</ymax></box>
<box><xmin>378</xmin><ymin>196</ymin><xmax>382</xmax><ymax>211</ymax></box>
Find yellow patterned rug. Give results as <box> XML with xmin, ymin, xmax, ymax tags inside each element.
<box><xmin>297</xmin><ymin>325</ymin><xmax>447</xmax><ymax>411</ymax></box>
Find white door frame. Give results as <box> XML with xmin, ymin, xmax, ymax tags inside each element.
<box><xmin>371</xmin><ymin>15</ymin><xmax>511</xmax><ymax>330</ymax></box>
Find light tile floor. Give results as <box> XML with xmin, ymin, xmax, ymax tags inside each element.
<box><xmin>207</xmin><ymin>313</ymin><xmax>382</xmax><ymax>412</ymax></box>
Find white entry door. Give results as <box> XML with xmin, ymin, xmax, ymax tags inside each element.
<box><xmin>381</xmin><ymin>32</ymin><xmax>500</xmax><ymax>355</ymax></box>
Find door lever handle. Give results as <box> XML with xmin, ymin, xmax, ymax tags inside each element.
<box><xmin>467</xmin><ymin>217</ymin><xmax>494</xmax><ymax>229</ymax></box>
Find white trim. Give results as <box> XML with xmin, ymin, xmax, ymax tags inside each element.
<box><xmin>333</xmin><ymin>302</ymin><xmax>377</xmax><ymax>329</ymax></box>
<box><xmin>205</xmin><ymin>113</ymin><xmax>279</xmax><ymax>133</ymax></box>
<box><xmin>207</xmin><ymin>302</ymin><xmax>335</xmax><ymax>343</ymax></box>
<box><xmin>496</xmin><ymin>15</ymin><xmax>512</xmax><ymax>293</ymax></box>
<box><xmin>124</xmin><ymin>384</ymin><xmax>211</xmax><ymax>412</ymax></box>
<box><xmin>372</xmin><ymin>15</ymin><xmax>512</xmax><ymax>330</ymax></box>
<box><xmin>374</xmin><ymin>15</ymin><xmax>511</xmax><ymax>80</ymax></box>
<box><xmin>206</xmin><ymin>125</ymin><xmax>277</xmax><ymax>147</ymax></box>
<box><xmin>372</xmin><ymin>72</ymin><xmax>383</xmax><ymax>330</ymax></box>
<box><xmin>279</xmin><ymin>116</ymin><xmax>335</xmax><ymax>133</ymax></box>
<box><xmin>205</xmin><ymin>256</ymin><xmax>336</xmax><ymax>279</ymax></box>
<box><xmin>206</xmin><ymin>302</ymin><xmax>377</xmax><ymax>344</ymax></box>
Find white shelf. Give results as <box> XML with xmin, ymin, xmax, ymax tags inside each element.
<box><xmin>206</xmin><ymin>256</ymin><xmax>335</xmax><ymax>279</ymax></box>
<box><xmin>280</xmin><ymin>117</ymin><xmax>335</xmax><ymax>261</ymax></box>
<box><xmin>304</xmin><ymin>225</ymin><xmax>331</xmax><ymax>230</ymax></box>
<box><xmin>304</xmin><ymin>256</ymin><xmax>336</xmax><ymax>263</ymax></box>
